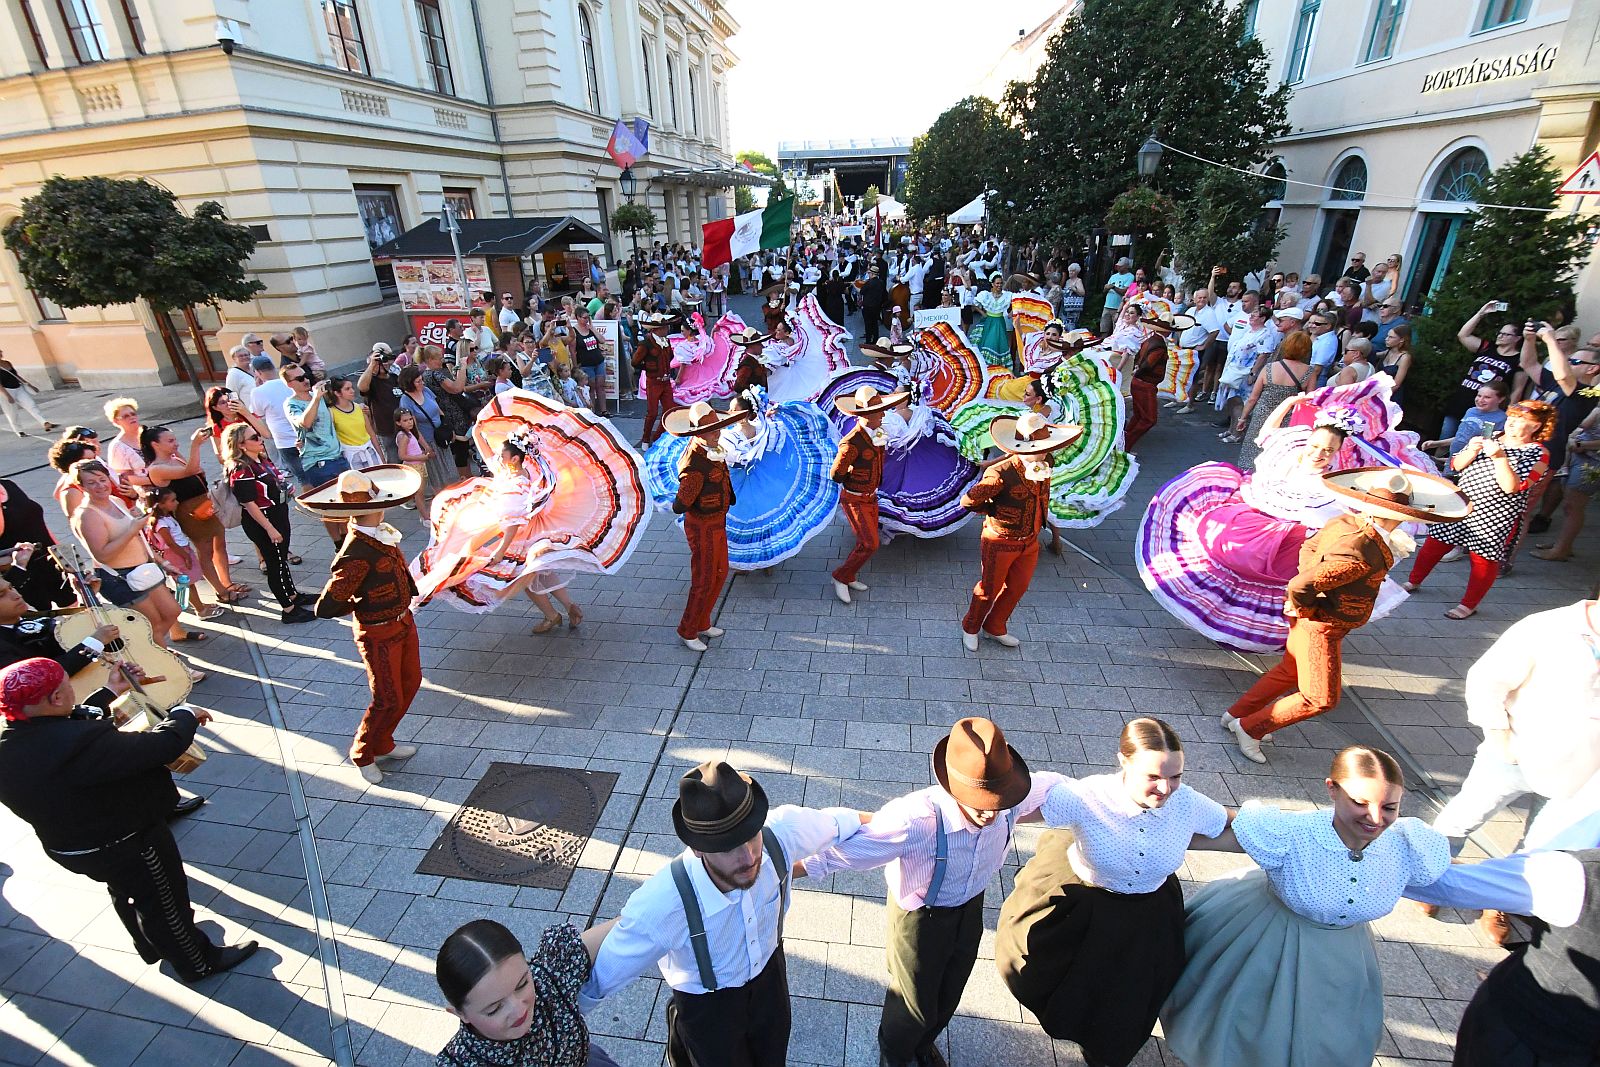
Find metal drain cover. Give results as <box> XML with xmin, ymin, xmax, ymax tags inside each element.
<box><xmin>417</xmin><ymin>762</ymin><xmax>617</xmax><ymax>889</ymax></box>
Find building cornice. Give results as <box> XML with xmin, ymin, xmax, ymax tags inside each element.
<box><xmin>1275</xmin><ymin>98</ymin><xmax>1541</xmax><ymax>145</ymax></box>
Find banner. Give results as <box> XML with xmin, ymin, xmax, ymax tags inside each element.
<box><xmin>913</xmin><ymin>307</ymin><xmax>962</xmax><ymax>331</ymax></box>
<box><xmin>837</xmin><ymin>225</ymin><xmax>864</xmax><ymax>239</ymax></box>
<box><xmin>394</xmin><ymin>257</ymin><xmax>490</xmax><ymax>312</ymax></box>
<box><xmin>592</xmin><ymin>319</ymin><xmax>622</xmax><ymax>403</ymax></box>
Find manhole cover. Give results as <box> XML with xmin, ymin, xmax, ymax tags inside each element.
<box><xmin>417</xmin><ymin>763</ymin><xmax>618</xmax><ymax>889</ymax></box>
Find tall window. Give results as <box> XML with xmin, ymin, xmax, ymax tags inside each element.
<box><xmin>33</xmin><ymin>291</ymin><xmax>65</xmax><ymax>322</ymax></box>
<box><xmin>665</xmin><ymin>55</ymin><xmax>679</xmax><ymax>127</ymax></box>
<box><xmin>57</xmin><ymin>0</ymin><xmax>109</xmax><ymax>63</ymax></box>
<box><xmin>1363</xmin><ymin>0</ymin><xmax>1403</xmax><ymax>61</ymax></box>
<box><xmin>1331</xmin><ymin>156</ymin><xmax>1368</xmax><ymax>200</ymax></box>
<box><xmin>354</xmin><ymin>185</ymin><xmax>403</xmax><ymax>289</ymax></box>
<box><xmin>20</xmin><ymin>1</ymin><xmax>48</xmax><ymax>64</ymax></box>
<box><xmin>1430</xmin><ymin>148</ymin><xmax>1490</xmax><ymax>202</ymax></box>
<box><xmin>641</xmin><ymin>38</ymin><xmax>655</xmax><ymax>118</ymax></box>
<box><xmin>1241</xmin><ymin>0</ymin><xmax>1260</xmax><ymax>38</ymax></box>
<box><xmin>1285</xmin><ymin>0</ymin><xmax>1320</xmax><ymax>84</ymax></box>
<box><xmin>324</xmin><ymin>0</ymin><xmax>370</xmax><ymax>76</ymax></box>
<box><xmin>415</xmin><ymin>0</ymin><xmax>455</xmax><ymax>95</ymax></box>
<box><xmin>578</xmin><ymin>6</ymin><xmax>601</xmax><ymax>114</ymax></box>
<box><xmin>688</xmin><ymin>67</ymin><xmax>699</xmax><ymax>135</ymax></box>
<box><xmin>117</xmin><ymin>0</ymin><xmax>145</xmax><ymax>53</ymax></box>
<box><xmin>1479</xmin><ymin>0</ymin><xmax>1529</xmax><ymax>30</ymax></box>
<box><xmin>443</xmin><ymin>188</ymin><xmax>476</xmax><ymax>220</ymax></box>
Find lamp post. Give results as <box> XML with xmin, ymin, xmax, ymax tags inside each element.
<box><xmin>619</xmin><ymin>166</ymin><xmax>641</xmax><ymax>275</ymax></box>
<box><xmin>1137</xmin><ymin>132</ymin><xmax>1164</xmax><ymax>183</ymax></box>
<box><xmin>438</xmin><ymin>197</ymin><xmax>470</xmax><ymax>322</ymax></box>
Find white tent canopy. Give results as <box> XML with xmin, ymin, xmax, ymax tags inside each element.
<box><xmin>947</xmin><ymin>190</ymin><xmax>992</xmax><ymax>226</ymax></box>
<box><xmin>872</xmin><ymin>195</ymin><xmax>908</xmax><ymax>220</ymax></box>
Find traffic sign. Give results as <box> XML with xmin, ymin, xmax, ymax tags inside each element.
<box><xmin>1557</xmin><ymin>150</ymin><xmax>1600</xmax><ymax>196</ymax></box>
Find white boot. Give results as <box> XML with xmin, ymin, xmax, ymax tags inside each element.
<box><xmin>701</xmin><ymin>627</ymin><xmax>724</xmax><ymax>639</ymax></box>
<box><xmin>960</xmin><ymin>629</ymin><xmax>978</xmax><ymax>652</ymax></box>
<box><xmin>832</xmin><ymin>580</ymin><xmax>852</xmax><ymax>604</ymax></box>
<box><xmin>1223</xmin><ymin>716</ymin><xmax>1267</xmax><ymax>763</ymax></box>
<box><xmin>683</xmin><ymin>637</ymin><xmax>708</xmax><ymax>652</ymax></box>
<box><xmin>848</xmin><ymin>581</ymin><xmax>869</xmax><ymax>592</ymax></box>
<box><xmin>377</xmin><ymin>744</ymin><xmax>417</xmax><ymax>763</ymax></box>
<box><xmin>357</xmin><ymin>761</ymin><xmax>383</xmax><ymax>784</ymax></box>
<box><xmin>983</xmin><ymin>632</ymin><xmax>1022</xmax><ymax>648</ymax></box>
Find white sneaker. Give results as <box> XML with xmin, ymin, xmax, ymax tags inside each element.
<box><xmin>1440</xmin><ymin>547</ymin><xmax>1465</xmax><ymax>563</ymax></box>
<box><xmin>848</xmin><ymin>581</ymin><xmax>869</xmax><ymax>592</ymax></box>
<box><xmin>683</xmin><ymin>637</ymin><xmax>708</xmax><ymax>652</ymax></box>
<box><xmin>1174</xmin><ymin>404</ymin><xmax>1194</xmax><ymax>414</ymax></box>
<box><xmin>1223</xmin><ymin>716</ymin><xmax>1267</xmax><ymax>763</ymax></box>
<box><xmin>357</xmin><ymin>762</ymin><xmax>383</xmax><ymax>784</ymax></box>
<box><xmin>700</xmin><ymin>627</ymin><xmax>724</xmax><ymax>638</ymax></box>
<box><xmin>983</xmin><ymin>632</ymin><xmax>1022</xmax><ymax>648</ymax></box>
<box><xmin>832</xmin><ymin>580</ymin><xmax>852</xmax><ymax>604</ymax></box>
<box><xmin>377</xmin><ymin>744</ymin><xmax>417</xmax><ymax>763</ymax></box>
<box><xmin>961</xmin><ymin>630</ymin><xmax>979</xmax><ymax>652</ymax></box>
<box><xmin>227</xmin><ymin>554</ymin><xmax>243</xmax><ymax>565</ymax></box>
<box><xmin>1219</xmin><ymin>711</ymin><xmax>1273</xmax><ymax>742</ymax></box>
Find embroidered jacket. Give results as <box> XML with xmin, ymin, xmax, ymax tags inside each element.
<box><xmin>1285</xmin><ymin>513</ymin><xmax>1396</xmax><ymax>628</ymax></box>
<box><xmin>961</xmin><ymin>455</ymin><xmax>1048</xmax><ymax>540</ymax></box>
<box><xmin>673</xmin><ymin>440</ymin><xmax>735</xmax><ymax>516</ymax></box>
<box><xmin>315</xmin><ymin>528</ymin><xmax>418</xmax><ymax>625</ymax></box>
<box><xmin>631</xmin><ymin>334</ymin><xmax>675</xmax><ymax>380</ymax></box>
<box><xmin>831</xmin><ymin>421</ymin><xmax>884</xmax><ymax>496</ymax></box>
<box><xmin>1133</xmin><ymin>335</ymin><xmax>1169</xmax><ymax>384</ymax></box>
<box><xmin>731</xmin><ymin>354</ymin><xmax>769</xmax><ymax>394</ymax></box>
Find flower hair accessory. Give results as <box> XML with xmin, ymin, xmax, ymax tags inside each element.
<box><xmin>1314</xmin><ymin>407</ymin><xmax>1368</xmax><ymax>438</ymax></box>
<box><xmin>505</xmin><ymin>426</ymin><xmax>540</xmax><ymax>457</ymax></box>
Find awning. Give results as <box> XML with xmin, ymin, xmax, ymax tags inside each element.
<box><xmin>947</xmin><ymin>191</ymin><xmax>992</xmax><ymax>226</ymax></box>
<box><xmin>651</xmin><ymin>165</ymin><xmax>773</xmax><ymax>189</ymax></box>
<box><xmin>371</xmin><ymin>216</ymin><xmax>605</xmax><ymax>259</ymax></box>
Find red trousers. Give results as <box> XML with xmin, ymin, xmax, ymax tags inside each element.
<box><xmin>831</xmin><ymin>491</ymin><xmax>880</xmax><ymax>583</ymax></box>
<box><xmin>351</xmin><ymin>613</ymin><xmax>422</xmax><ymax>765</ymax></box>
<box><xmin>1125</xmin><ymin>379</ymin><xmax>1158</xmax><ymax>450</ymax></box>
<box><xmin>1227</xmin><ymin>616</ymin><xmax>1348</xmax><ymax>739</ymax></box>
<box><xmin>679</xmin><ymin>511</ymin><xmax>728</xmax><ymax>639</ymax></box>
<box><xmin>962</xmin><ymin>534</ymin><xmax>1039</xmax><ymax>637</ymax></box>
<box><xmin>1407</xmin><ymin>536</ymin><xmax>1498</xmax><ymax>610</ymax></box>
<box><xmin>642</xmin><ymin>375</ymin><xmax>676</xmax><ymax>444</ymax></box>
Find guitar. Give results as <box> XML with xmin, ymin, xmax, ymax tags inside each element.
<box><xmin>48</xmin><ymin>543</ymin><xmax>194</xmax><ymax>719</ymax></box>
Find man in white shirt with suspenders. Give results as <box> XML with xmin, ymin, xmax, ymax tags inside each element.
<box><xmin>579</xmin><ymin>760</ymin><xmax>864</xmax><ymax>1065</ymax></box>
<box><xmin>802</xmin><ymin>718</ymin><xmax>1069</xmax><ymax>1067</ymax></box>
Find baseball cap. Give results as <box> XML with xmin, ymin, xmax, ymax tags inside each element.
<box><xmin>1274</xmin><ymin>307</ymin><xmax>1305</xmax><ymax>322</ymax></box>
<box><xmin>371</xmin><ymin>342</ymin><xmax>393</xmax><ymax>356</ymax></box>
<box><xmin>249</xmin><ymin>355</ymin><xmax>276</xmax><ymax>373</ymax></box>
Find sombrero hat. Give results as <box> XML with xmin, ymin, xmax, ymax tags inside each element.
<box><xmin>834</xmin><ymin>384</ymin><xmax>909</xmax><ymax>416</ymax></box>
<box><xmin>990</xmin><ymin>410</ymin><xmax>1083</xmax><ymax>455</ymax></box>
<box><xmin>729</xmin><ymin>328</ymin><xmax>771</xmax><ymax>347</ymax></box>
<box><xmin>1140</xmin><ymin>305</ymin><xmax>1188</xmax><ymax>331</ymax></box>
<box><xmin>297</xmin><ymin>465</ymin><xmax>422</xmax><ymax>515</ymax></box>
<box><xmin>1321</xmin><ymin>467</ymin><xmax>1471</xmax><ymax>524</ymax></box>
<box><xmin>759</xmin><ymin>282</ymin><xmax>786</xmax><ymax>300</ymax></box>
<box><xmin>663</xmin><ymin>400</ymin><xmax>751</xmax><ymax>437</ymax></box>
<box><xmin>640</xmin><ymin>311</ymin><xmax>677</xmax><ymax>331</ymax></box>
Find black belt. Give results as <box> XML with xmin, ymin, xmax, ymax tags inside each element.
<box><xmin>48</xmin><ymin>829</ymin><xmax>139</xmax><ymax>857</ymax></box>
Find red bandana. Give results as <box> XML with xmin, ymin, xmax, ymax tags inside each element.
<box><xmin>0</xmin><ymin>658</ymin><xmax>66</xmax><ymax>722</ymax></box>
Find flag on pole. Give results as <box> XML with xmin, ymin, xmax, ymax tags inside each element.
<box><xmin>606</xmin><ymin>118</ymin><xmax>649</xmax><ymax>170</ymax></box>
<box><xmin>701</xmin><ymin>197</ymin><xmax>795</xmax><ymax>270</ymax></box>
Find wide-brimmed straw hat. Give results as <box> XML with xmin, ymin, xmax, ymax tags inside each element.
<box><xmin>297</xmin><ymin>466</ymin><xmax>422</xmax><ymax>515</ymax></box>
<box><xmin>861</xmin><ymin>342</ymin><xmax>915</xmax><ymax>362</ymax></box>
<box><xmin>729</xmin><ymin>328</ymin><xmax>770</xmax><ymax>347</ymax></box>
<box><xmin>759</xmin><ymin>282</ymin><xmax>786</xmax><ymax>300</ymax></box>
<box><xmin>672</xmin><ymin>760</ymin><xmax>769</xmax><ymax>852</ymax></box>
<box><xmin>933</xmin><ymin>717</ymin><xmax>1031</xmax><ymax>810</ymax></box>
<box><xmin>1321</xmin><ymin>467</ymin><xmax>1471</xmax><ymax>524</ymax></box>
<box><xmin>640</xmin><ymin>311</ymin><xmax>677</xmax><ymax>331</ymax></box>
<box><xmin>989</xmin><ymin>410</ymin><xmax>1083</xmax><ymax>455</ymax></box>
<box><xmin>1039</xmin><ymin>329</ymin><xmax>1094</xmax><ymax>352</ymax></box>
<box><xmin>663</xmin><ymin>400</ymin><xmax>751</xmax><ymax>437</ymax></box>
<box><xmin>1140</xmin><ymin>305</ymin><xmax>1191</xmax><ymax>332</ymax></box>
<box><xmin>834</xmin><ymin>384</ymin><xmax>909</xmax><ymax>416</ymax></box>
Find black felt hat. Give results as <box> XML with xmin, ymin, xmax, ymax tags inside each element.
<box><xmin>672</xmin><ymin>761</ymin><xmax>769</xmax><ymax>852</ymax></box>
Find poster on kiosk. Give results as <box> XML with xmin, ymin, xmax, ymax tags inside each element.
<box><xmin>397</xmin><ymin>257</ymin><xmax>493</xmax><ymax>347</ymax></box>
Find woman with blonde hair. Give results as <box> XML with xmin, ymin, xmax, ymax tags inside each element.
<box><xmin>221</xmin><ymin>423</ymin><xmax>313</xmax><ymax>623</ymax></box>
<box><xmin>103</xmin><ymin>397</ymin><xmax>150</xmax><ymax>489</ymax></box>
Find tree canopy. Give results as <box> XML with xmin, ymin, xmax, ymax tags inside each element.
<box><xmin>3</xmin><ymin>176</ymin><xmax>264</xmax><ymax>312</ymax></box>
<box><xmin>992</xmin><ymin>0</ymin><xmax>1289</xmax><ymax>252</ymax></box>
<box><xmin>734</xmin><ymin>150</ymin><xmax>777</xmax><ymax>176</ymax></box>
<box><xmin>1168</xmin><ymin>168</ymin><xmax>1285</xmax><ymax>286</ymax></box>
<box><xmin>903</xmin><ymin>96</ymin><xmax>1011</xmax><ymax>221</ymax></box>
<box><xmin>1408</xmin><ymin>145</ymin><xmax>1593</xmax><ymax>433</ymax></box>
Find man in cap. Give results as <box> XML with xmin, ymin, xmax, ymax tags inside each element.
<box><xmin>803</xmin><ymin>718</ymin><xmax>1069</xmax><ymax>1067</ymax></box>
<box><xmin>631</xmin><ymin>312</ymin><xmax>679</xmax><ymax>446</ymax></box>
<box><xmin>1101</xmin><ymin>257</ymin><xmax>1135</xmax><ymax>335</ymax></box>
<box><xmin>579</xmin><ymin>760</ymin><xmax>865</xmax><ymax>1066</ymax></box>
<box><xmin>1223</xmin><ymin>469</ymin><xmax>1467</xmax><ymax>762</ymax></box>
<box><xmin>665</xmin><ymin>401</ymin><xmax>747</xmax><ymax>651</ymax></box>
<box><xmin>829</xmin><ymin>384</ymin><xmax>906</xmax><ymax>605</ymax></box>
<box><xmin>357</xmin><ymin>342</ymin><xmax>402</xmax><ymax>461</ymax></box>
<box><xmin>0</xmin><ymin>657</ymin><xmax>258</xmax><ymax>982</ymax></box>
<box><xmin>959</xmin><ymin>411</ymin><xmax>1082</xmax><ymax>651</ymax></box>
<box><xmin>306</xmin><ymin>467</ymin><xmax>425</xmax><ymax>784</ymax></box>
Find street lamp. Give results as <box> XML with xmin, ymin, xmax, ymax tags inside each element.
<box><xmin>1137</xmin><ymin>133</ymin><xmax>1164</xmax><ymax>182</ymax></box>
<box><xmin>618</xmin><ymin>167</ymin><xmax>641</xmax><ymax>274</ymax></box>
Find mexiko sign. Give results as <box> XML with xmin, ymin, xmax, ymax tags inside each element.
<box><xmin>1421</xmin><ymin>45</ymin><xmax>1557</xmax><ymax>94</ymax></box>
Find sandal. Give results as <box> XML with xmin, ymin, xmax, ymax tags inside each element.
<box><xmin>174</xmin><ymin>632</ymin><xmax>209</xmax><ymax>643</ymax></box>
<box><xmin>195</xmin><ymin>606</ymin><xmax>226</xmax><ymax>621</ymax></box>
<box><xmin>1445</xmin><ymin>605</ymin><xmax>1477</xmax><ymax>620</ymax></box>
<box><xmin>218</xmin><ymin>588</ymin><xmax>250</xmax><ymax>604</ymax></box>
<box><xmin>567</xmin><ymin>605</ymin><xmax>583</xmax><ymax>629</ymax></box>
<box><xmin>531</xmin><ymin>613</ymin><xmax>563</xmax><ymax>634</ymax></box>
<box><xmin>289</xmin><ymin>554</ymin><xmax>303</xmax><ymax>565</ymax></box>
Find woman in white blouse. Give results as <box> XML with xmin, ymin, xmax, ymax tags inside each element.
<box><xmin>1161</xmin><ymin>745</ymin><xmax>1451</xmax><ymax>1067</ymax></box>
<box><xmin>995</xmin><ymin>718</ymin><xmax>1232</xmax><ymax>1067</ymax></box>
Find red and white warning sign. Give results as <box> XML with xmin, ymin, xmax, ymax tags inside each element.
<box><xmin>1557</xmin><ymin>150</ymin><xmax>1600</xmax><ymax>196</ymax></box>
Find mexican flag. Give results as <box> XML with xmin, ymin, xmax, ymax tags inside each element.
<box><xmin>701</xmin><ymin>197</ymin><xmax>793</xmax><ymax>270</ymax></box>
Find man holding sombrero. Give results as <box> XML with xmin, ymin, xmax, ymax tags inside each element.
<box><xmin>1125</xmin><ymin>306</ymin><xmax>1193</xmax><ymax>451</ymax></box>
<box><xmin>302</xmin><ymin>466</ymin><xmax>425</xmax><ymax>784</ymax></box>
<box><xmin>1223</xmin><ymin>468</ymin><xmax>1469</xmax><ymax>762</ymax></box>
<box><xmin>960</xmin><ymin>412</ymin><xmax>1083</xmax><ymax>651</ymax></box>
<box><xmin>729</xmin><ymin>327</ymin><xmax>773</xmax><ymax>394</ymax></box>
<box><xmin>666</xmin><ymin>401</ymin><xmax>747</xmax><ymax>652</ymax></box>
<box><xmin>803</xmin><ymin>717</ymin><xmax>1067</xmax><ymax>1067</ymax></box>
<box><xmin>830</xmin><ymin>384</ymin><xmax>908</xmax><ymax>605</ymax></box>
<box><xmin>579</xmin><ymin>759</ymin><xmax>865</xmax><ymax>1065</ymax></box>
<box><xmin>631</xmin><ymin>311</ymin><xmax>679</xmax><ymax>447</ymax></box>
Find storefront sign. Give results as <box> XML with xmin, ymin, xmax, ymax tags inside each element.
<box><xmin>408</xmin><ymin>313</ymin><xmax>466</xmax><ymax>348</ymax></box>
<box><xmin>1421</xmin><ymin>45</ymin><xmax>1557</xmax><ymax>94</ymax></box>
<box><xmin>393</xmin><ymin>257</ymin><xmax>491</xmax><ymax>312</ymax></box>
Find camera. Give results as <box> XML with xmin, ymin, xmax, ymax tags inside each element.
<box><xmin>1492</xmin><ymin>301</ymin><xmax>1508</xmax><ymax>313</ymax></box>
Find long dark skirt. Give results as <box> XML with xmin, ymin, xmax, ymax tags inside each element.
<box><xmin>995</xmin><ymin>829</ymin><xmax>1184</xmax><ymax>1067</ymax></box>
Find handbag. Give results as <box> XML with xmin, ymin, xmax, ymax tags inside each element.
<box><xmin>208</xmin><ymin>478</ymin><xmax>242</xmax><ymax>529</ymax></box>
<box><xmin>125</xmin><ymin>561</ymin><xmax>167</xmax><ymax>593</ymax></box>
<box><xmin>190</xmin><ymin>496</ymin><xmax>217</xmax><ymax>523</ymax></box>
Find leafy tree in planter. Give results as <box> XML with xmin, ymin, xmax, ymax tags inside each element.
<box><xmin>861</xmin><ymin>184</ymin><xmax>880</xmax><ymax>212</ymax></box>
<box><xmin>610</xmin><ymin>201</ymin><xmax>659</xmax><ymax>239</ymax></box>
<box><xmin>904</xmin><ymin>96</ymin><xmax>1011</xmax><ymax>220</ymax></box>
<box><xmin>1105</xmin><ymin>185</ymin><xmax>1178</xmax><ymax>280</ymax></box>
<box><xmin>3</xmin><ymin>176</ymin><xmax>264</xmax><ymax>401</ymax></box>
<box><xmin>1409</xmin><ymin>145</ymin><xmax>1593</xmax><ymax>434</ymax></box>
<box><xmin>993</xmin><ymin>0</ymin><xmax>1287</xmax><ymax>249</ymax></box>
<box><xmin>1168</xmin><ymin>167</ymin><xmax>1285</xmax><ymax>289</ymax></box>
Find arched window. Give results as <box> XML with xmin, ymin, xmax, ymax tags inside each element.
<box><xmin>641</xmin><ymin>38</ymin><xmax>655</xmax><ymax>118</ymax></box>
<box><xmin>1330</xmin><ymin>156</ymin><xmax>1367</xmax><ymax>201</ymax></box>
<box><xmin>666</xmin><ymin>54</ymin><xmax>679</xmax><ymax>127</ymax></box>
<box><xmin>578</xmin><ymin>6</ymin><xmax>601</xmax><ymax>114</ymax></box>
<box><xmin>688</xmin><ymin>67</ymin><xmax>700</xmax><ymax>135</ymax></box>
<box><xmin>1429</xmin><ymin>147</ymin><xmax>1489</xmax><ymax>203</ymax></box>
<box><xmin>1263</xmin><ymin>161</ymin><xmax>1287</xmax><ymax>202</ymax></box>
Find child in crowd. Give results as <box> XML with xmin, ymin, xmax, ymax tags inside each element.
<box><xmin>553</xmin><ymin>363</ymin><xmax>590</xmax><ymax>409</ymax></box>
<box><xmin>142</xmin><ymin>486</ymin><xmax>222</xmax><ymax>621</ymax></box>
<box><xmin>393</xmin><ymin>408</ymin><xmax>435</xmax><ymax>514</ymax></box>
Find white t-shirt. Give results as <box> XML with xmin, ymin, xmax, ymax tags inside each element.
<box><xmin>1189</xmin><ymin>300</ymin><xmax>1228</xmax><ymax>343</ymax></box>
<box><xmin>1310</xmin><ymin>330</ymin><xmax>1339</xmax><ymax>368</ymax></box>
<box><xmin>225</xmin><ymin>366</ymin><xmax>256</xmax><ymax>406</ymax></box>
<box><xmin>498</xmin><ymin>306</ymin><xmax>522</xmax><ymax>332</ymax></box>
<box><xmin>248</xmin><ymin>378</ymin><xmax>298</xmax><ymax>448</ymax></box>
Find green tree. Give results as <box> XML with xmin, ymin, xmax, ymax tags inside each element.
<box><xmin>1105</xmin><ymin>186</ymin><xmax>1178</xmax><ymax>276</ymax></box>
<box><xmin>1167</xmin><ymin>168</ymin><xmax>1286</xmax><ymax>287</ymax></box>
<box><xmin>861</xmin><ymin>184</ymin><xmax>880</xmax><ymax>212</ymax></box>
<box><xmin>993</xmin><ymin>0</ymin><xmax>1288</xmax><ymax>250</ymax></box>
<box><xmin>904</xmin><ymin>96</ymin><xmax>1010</xmax><ymax>220</ymax></box>
<box><xmin>3</xmin><ymin>176</ymin><xmax>264</xmax><ymax>401</ymax></box>
<box><xmin>735</xmin><ymin>184</ymin><xmax>755</xmax><ymax>213</ymax></box>
<box><xmin>735</xmin><ymin>149</ymin><xmax>777</xmax><ymax>176</ymax></box>
<box><xmin>1408</xmin><ymin>145</ymin><xmax>1593</xmax><ymax>434</ymax></box>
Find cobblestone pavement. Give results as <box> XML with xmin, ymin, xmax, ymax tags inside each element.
<box><xmin>1</xmin><ymin>296</ymin><xmax>1593</xmax><ymax>1066</ymax></box>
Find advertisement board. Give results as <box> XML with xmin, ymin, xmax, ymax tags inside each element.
<box><xmin>591</xmin><ymin>320</ymin><xmax>622</xmax><ymax>404</ymax></box>
<box><xmin>393</xmin><ymin>257</ymin><xmax>491</xmax><ymax>312</ymax></box>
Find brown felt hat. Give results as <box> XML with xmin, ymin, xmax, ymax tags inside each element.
<box><xmin>933</xmin><ymin>717</ymin><xmax>1031</xmax><ymax>810</ymax></box>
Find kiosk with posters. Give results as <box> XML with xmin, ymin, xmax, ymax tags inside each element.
<box><xmin>371</xmin><ymin>216</ymin><xmax>607</xmax><ymax>348</ymax></box>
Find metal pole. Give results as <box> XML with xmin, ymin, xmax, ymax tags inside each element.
<box><xmin>443</xmin><ymin>200</ymin><xmax>471</xmax><ymax>320</ymax></box>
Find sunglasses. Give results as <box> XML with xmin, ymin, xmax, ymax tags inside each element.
<box><xmin>244</xmin><ymin>434</ymin><xmax>261</xmax><ymax>442</ymax></box>
<box><xmin>69</xmin><ymin>430</ymin><xmax>99</xmax><ymax>440</ymax></box>
<box><xmin>286</xmin><ymin>374</ymin><xmax>307</xmax><ymax>382</ymax></box>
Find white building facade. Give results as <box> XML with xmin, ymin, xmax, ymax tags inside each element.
<box><xmin>1244</xmin><ymin>0</ymin><xmax>1598</xmax><ymax>319</ymax></box>
<box><xmin>0</xmin><ymin>0</ymin><xmax>740</xmax><ymax>388</ymax></box>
